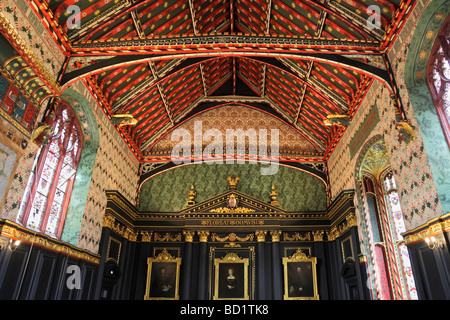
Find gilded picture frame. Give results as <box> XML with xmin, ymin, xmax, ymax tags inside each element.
<box><xmin>282</xmin><ymin>249</ymin><xmax>319</xmax><ymax>300</ymax></box>
<box><xmin>144</xmin><ymin>249</ymin><xmax>182</xmax><ymax>300</ymax></box>
<box><xmin>213</xmin><ymin>252</ymin><xmax>249</xmax><ymax>300</ymax></box>
<box><xmin>106</xmin><ymin>237</ymin><xmax>122</xmax><ymax>264</ymax></box>
<box><xmin>341</xmin><ymin>235</ymin><xmax>354</xmax><ymax>263</ymax></box>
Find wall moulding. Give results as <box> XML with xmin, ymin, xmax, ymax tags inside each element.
<box><xmin>104</xmin><ymin>189</ymin><xmax>358</xmax><ymax>244</ymax></box>
<box><xmin>402</xmin><ymin>212</ymin><xmax>450</xmax><ymax>245</ymax></box>
<box><xmin>0</xmin><ymin>219</ymin><xmax>100</xmax><ymax>264</ymax></box>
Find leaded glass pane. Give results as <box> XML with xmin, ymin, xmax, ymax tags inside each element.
<box><xmin>18</xmin><ymin>104</ymin><xmax>82</xmax><ymax>239</ymax></box>
<box><xmin>444</xmin><ymin>82</ymin><xmax>450</xmax><ymax>122</ymax></box>
<box><xmin>44</xmin><ymin>201</ymin><xmax>62</xmax><ymax>238</ymax></box>
<box><xmin>16</xmin><ymin>171</ymin><xmax>34</xmax><ymax>223</ymax></box>
<box><xmin>37</xmin><ymin>164</ymin><xmax>56</xmax><ymax>195</ymax></box>
<box><xmin>27</xmin><ymin>192</ymin><xmax>48</xmax><ymax>230</ymax></box>
<box><xmin>53</xmin><ymin>188</ymin><xmax>66</xmax><ymax>205</ymax></box>
<box><xmin>48</xmin><ymin>138</ymin><xmax>61</xmax><ymax>156</ymax></box>
<box><xmin>387</xmin><ymin>192</ymin><xmax>405</xmax><ymax>241</ymax></box>
<box><xmin>16</xmin><ymin>148</ymin><xmax>42</xmax><ymax>223</ymax></box>
<box><xmin>398</xmin><ymin>244</ymin><xmax>418</xmax><ymax>300</ymax></box>
<box><xmin>45</xmin><ymin>149</ymin><xmax>59</xmax><ymax>169</ymax></box>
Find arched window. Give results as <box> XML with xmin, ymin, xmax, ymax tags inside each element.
<box><xmin>427</xmin><ymin>15</ymin><xmax>450</xmax><ymax>146</ymax></box>
<box><xmin>382</xmin><ymin>172</ymin><xmax>418</xmax><ymax>300</ymax></box>
<box><xmin>16</xmin><ymin>103</ymin><xmax>83</xmax><ymax>239</ymax></box>
<box><xmin>356</xmin><ymin>138</ymin><xmax>418</xmax><ymax>300</ymax></box>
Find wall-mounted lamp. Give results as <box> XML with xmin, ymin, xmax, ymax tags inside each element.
<box><xmin>0</xmin><ymin>237</ymin><xmax>20</xmax><ymax>252</ymax></box>
<box><xmin>425</xmin><ymin>236</ymin><xmax>443</xmax><ymax>250</ymax></box>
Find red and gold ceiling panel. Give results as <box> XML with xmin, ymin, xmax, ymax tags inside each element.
<box><xmin>237</xmin><ymin>58</ymin><xmax>264</xmax><ymax>96</ymax></box>
<box><xmin>202</xmin><ymin>57</ymin><xmax>233</xmax><ymax>95</ymax></box>
<box><xmin>195</xmin><ymin>0</ymin><xmax>230</xmax><ymax>34</ymax></box>
<box><xmin>33</xmin><ymin>0</ymin><xmax>414</xmax><ymax>160</ymax></box>
<box><xmin>235</xmin><ymin>0</ymin><xmax>269</xmax><ymax>34</ymax></box>
<box><xmin>264</xmin><ymin>66</ymin><xmax>302</xmax><ymax>120</ymax></box>
<box><xmin>160</xmin><ymin>65</ymin><xmax>204</xmax><ymax>119</ymax></box>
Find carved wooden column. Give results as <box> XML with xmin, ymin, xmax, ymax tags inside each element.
<box><xmin>270</xmin><ymin>230</ymin><xmax>282</xmax><ymax>300</ymax></box>
<box><xmin>197</xmin><ymin>231</ymin><xmax>209</xmax><ymax>300</ymax></box>
<box><xmin>181</xmin><ymin>231</ymin><xmax>195</xmax><ymax>300</ymax></box>
<box><xmin>255</xmin><ymin>230</ymin><xmax>267</xmax><ymax>299</ymax></box>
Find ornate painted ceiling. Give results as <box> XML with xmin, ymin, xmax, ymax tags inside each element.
<box><xmin>29</xmin><ymin>0</ymin><xmax>413</xmax><ymax>162</ymax></box>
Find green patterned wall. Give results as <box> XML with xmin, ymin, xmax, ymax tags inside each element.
<box><xmin>404</xmin><ymin>0</ymin><xmax>450</xmax><ymax>214</ymax></box>
<box><xmin>137</xmin><ymin>163</ymin><xmax>327</xmax><ymax>212</ymax></box>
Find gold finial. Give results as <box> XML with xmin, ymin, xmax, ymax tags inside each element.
<box><xmin>227</xmin><ymin>174</ymin><xmax>240</xmax><ymax>189</ymax></box>
<box><xmin>270</xmin><ymin>185</ymin><xmax>279</xmax><ymax>206</ymax></box>
<box><xmin>187</xmin><ymin>184</ymin><xmax>197</xmax><ymax>206</ymax></box>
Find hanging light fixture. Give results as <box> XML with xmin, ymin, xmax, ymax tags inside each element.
<box><xmin>0</xmin><ymin>236</ymin><xmax>20</xmax><ymax>252</ymax></box>
<box><xmin>425</xmin><ymin>236</ymin><xmax>443</xmax><ymax>250</ymax></box>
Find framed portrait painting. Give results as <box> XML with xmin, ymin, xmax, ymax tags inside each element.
<box><xmin>213</xmin><ymin>252</ymin><xmax>249</xmax><ymax>300</ymax></box>
<box><xmin>282</xmin><ymin>249</ymin><xmax>319</xmax><ymax>300</ymax></box>
<box><xmin>144</xmin><ymin>249</ymin><xmax>181</xmax><ymax>300</ymax></box>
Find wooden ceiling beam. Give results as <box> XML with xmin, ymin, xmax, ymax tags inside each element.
<box><xmin>149</xmin><ymin>61</ymin><xmax>173</xmax><ymax>126</ymax></box>
<box><xmin>188</xmin><ymin>0</ymin><xmax>199</xmax><ymax>36</ymax></box>
<box><xmin>199</xmin><ymin>63</ymin><xmax>208</xmax><ymax>96</ymax></box>
<box><xmin>265</xmin><ymin>0</ymin><xmax>273</xmax><ymax>35</ymax></box>
<box><xmin>130</xmin><ymin>0</ymin><xmax>146</xmax><ymax>39</ymax></box>
<box><xmin>302</xmin><ymin>0</ymin><xmax>379</xmax><ymax>40</ymax></box>
<box><xmin>71</xmin><ymin>34</ymin><xmax>380</xmax><ymax>54</ymax></box>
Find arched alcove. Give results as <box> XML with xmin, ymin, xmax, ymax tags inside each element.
<box><xmin>137</xmin><ymin>162</ymin><xmax>328</xmax><ymax>213</ymax></box>
<box><xmin>404</xmin><ymin>1</ymin><xmax>450</xmax><ymax>213</ymax></box>
<box><xmin>58</xmin><ymin>87</ymin><xmax>100</xmax><ymax>246</ymax></box>
<box><xmin>354</xmin><ymin>135</ymin><xmax>418</xmax><ymax>300</ymax></box>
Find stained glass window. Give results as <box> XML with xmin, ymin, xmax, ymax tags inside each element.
<box><xmin>17</xmin><ymin>103</ymin><xmax>83</xmax><ymax>239</ymax></box>
<box><xmin>383</xmin><ymin>173</ymin><xmax>418</xmax><ymax>300</ymax></box>
<box><xmin>427</xmin><ymin>16</ymin><xmax>450</xmax><ymax>146</ymax></box>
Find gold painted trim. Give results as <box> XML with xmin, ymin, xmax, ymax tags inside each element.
<box><xmin>210</xmin><ymin>232</ymin><xmax>254</xmax><ymax>243</ymax></box>
<box><xmin>270</xmin><ymin>230</ymin><xmax>282</xmax><ymax>242</ymax></box>
<box><xmin>140</xmin><ymin>231</ymin><xmax>153</xmax><ymax>242</ymax></box>
<box><xmin>284</xmin><ymin>231</ymin><xmax>311</xmax><ymax>241</ymax></box>
<box><xmin>103</xmin><ymin>212</ymin><xmax>138</xmax><ymax>241</ymax></box>
<box><xmin>154</xmin><ymin>232</ymin><xmax>182</xmax><ymax>242</ymax></box>
<box><xmin>312</xmin><ymin>230</ymin><xmax>324</xmax><ymax>241</ymax></box>
<box><xmin>198</xmin><ymin>231</ymin><xmax>210</xmax><ymax>242</ymax></box>
<box><xmin>255</xmin><ymin>230</ymin><xmax>267</xmax><ymax>242</ymax></box>
<box><xmin>341</xmin><ymin>235</ymin><xmax>354</xmax><ymax>263</ymax></box>
<box><xmin>403</xmin><ymin>213</ymin><xmax>450</xmax><ymax>245</ymax></box>
<box><xmin>183</xmin><ymin>230</ymin><xmax>195</xmax><ymax>242</ymax></box>
<box><xmin>284</xmin><ymin>246</ymin><xmax>312</xmax><ymax>257</ymax></box>
<box><xmin>0</xmin><ymin>219</ymin><xmax>100</xmax><ymax>264</ymax></box>
<box><xmin>106</xmin><ymin>236</ymin><xmax>122</xmax><ymax>264</ymax></box>
<box><xmin>104</xmin><ymin>191</ymin><xmax>357</xmax><ymax>243</ymax></box>
<box><xmin>153</xmin><ymin>247</ymin><xmax>181</xmax><ymax>258</ymax></box>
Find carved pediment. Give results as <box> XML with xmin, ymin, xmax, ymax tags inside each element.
<box><xmin>180</xmin><ymin>189</ymin><xmax>285</xmax><ymax>215</ymax></box>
